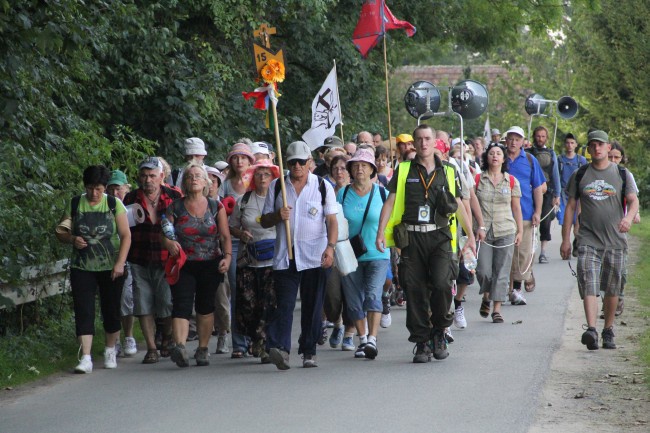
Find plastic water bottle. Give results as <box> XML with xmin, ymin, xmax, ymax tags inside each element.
<box><xmin>463</xmin><ymin>249</ymin><xmax>477</xmax><ymax>272</ymax></box>
<box><xmin>161</xmin><ymin>214</ymin><xmax>176</xmax><ymax>241</ymax></box>
<box><xmin>459</xmin><ymin>235</ymin><xmax>477</xmax><ymax>271</ymax></box>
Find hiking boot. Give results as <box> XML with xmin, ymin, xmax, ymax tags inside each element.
<box><xmin>195</xmin><ymin>347</ymin><xmax>210</xmax><ymax>366</ymax></box>
<box><xmin>268</xmin><ymin>348</ymin><xmax>290</xmax><ymax>370</ymax></box>
<box><xmin>341</xmin><ymin>336</ymin><xmax>355</xmax><ymax>351</ymax></box>
<box><xmin>74</xmin><ymin>356</ymin><xmax>93</xmax><ymax>374</ymax></box>
<box><xmin>453</xmin><ymin>305</ymin><xmax>467</xmax><ymax>329</ymax></box>
<box><xmin>431</xmin><ymin>329</ymin><xmax>449</xmax><ymax>360</ymax></box>
<box><xmin>124</xmin><ymin>337</ymin><xmax>138</xmax><ymax>356</ymax></box>
<box><xmin>215</xmin><ymin>334</ymin><xmax>229</xmax><ymax>354</ymax></box>
<box><xmin>509</xmin><ymin>289</ymin><xmax>527</xmax><ymax>305</ymax></box>
<box><xmin>104</xmin><ymin>347</ymin><xmax>117</xmax><ymax>369</ymax></box>
<box><xmin>412</xmin><ymin>342</ymin><xmax>432</xmax><ymax>363</ymax></box>
<box><xmin>329</xmin><ymin>326</ymin><xmax>344</xmax><ymax>348</ymax></box>
<box><xmin>602</xmin><ymin>327</ymin><xmax>616</xmax><ymax>349</ymax></box>
<box><xmin>581</xmin><ymin>326</ymin><xmax>599</xmax><ymax>350</ymax></box>
<box><xmin>363</xmin><ymin>340</ymin><xmax>378</xmax><ymax>360</ymax></box>
<box><xmin>302</xmin><ymin>354</ymin><xmax>318</xmax><ymax>368</ymax></box>
<box><xmin>170</xmin><ymin>343</ymin><xmax>190</xmax><ymax>368</ymax></box>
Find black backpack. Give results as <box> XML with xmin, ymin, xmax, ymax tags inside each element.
<box><xmin>71</xmin><ymin>194</ymin><xmax>117</xmax><ymax>219</ymax></box>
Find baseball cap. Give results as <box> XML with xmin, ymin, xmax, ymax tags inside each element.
<box><xmin>587</xmin><ymin>130</ymin><xmax>609</xmax><ymax>143</ymax></box>
<box><xmin>505</xmin><ymin>126</ymin><xmax>525</xmax><ymax>138</ymax></box>
<box><xmin>491</xmin><ymin>128</ymin><xmax>501</xmax><ymax>135</ymax></box>
<box><xmin>107</xmin><ymin>170</ymin><xmax>128</xmax><ymax>186</ymax></box>
<box><xmin>396</xmin><ymin>133</ymin><xmax>413</xmax><ymax>144</ymax></box>
<box><xmin>286</xmin><ymin>141</ymin><xmax>312</xmax><ymax>161</ymax></box>
<box><xmin>250</xmin><ymin>141</ymin><xmax>270</xmax><ymax>155</ymax></box>
<box><xmin>165</xmin><ymin>249</ymin><xmax>187</xmax><ymax>285</ymax></box>
<box><xmin>138</xmin><ymin>156</ymin><xmax>163</xmax><ymax>171</ymax></box>
<box><xmin>565</xmin><ymin>133</ymin><xmax>576</xmax><ymax>141</ymax></box>
<box><xmin>323</xmin><ymin>136</ymin><xmax>344</xmax><ymax>148</ymax></box>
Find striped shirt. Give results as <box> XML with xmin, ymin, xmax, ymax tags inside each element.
<box><xmin>263</xmin><ymin>173</ymin><xmax>338</xmax><ymax>271</ymax></box>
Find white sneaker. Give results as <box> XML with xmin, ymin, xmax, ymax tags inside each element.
<box><xmin>380</xmin><ymin>312</ymin><xmax>392</xmax><ymax>328</ymax></box>
<box><xmin>104</xmin><ymin>347</ymin><xmax>117</xmax><ymax>369</ymax></box>
<box><xmin>74</xmin><ymin>356</ymin><xmax>93</xmax><ymax>374</ymax></box>
<box><xmin>124</xmin><ymin>337</ymin><xmax>138</xmax><ymax>356</ymax></box>
<box><xmin>453</xmin><ymin>305</ymin><xmax>467</xmax><ymax>329</ymax></box>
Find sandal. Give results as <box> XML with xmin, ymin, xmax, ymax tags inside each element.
<box><xmin>159</xmin><ymin>336</ymin><xmax>172</xmax><ymax>358</ymax></box>
<box><xmin>525</xmin><ymin>272</ymin><xmax>536</xmax><ymax>292</ymax></box>
<box><xmin>491</xmin><ymin>312</ymin><xmax>504</xmax><ymax>323</ymax></box>
<box><xmin>231</xmin><ymin>350</ymin><xmax>246</xmax><ymax>359</ymax></box>
<box><xmin>479</xmin><ymin>300</ymin><xmax>491</xmax><ymax>318</ymax></box>
<box><xmin>142</xmin><ymin>349</ymin><xmax>160</xmax><ymax>364</ymax></box>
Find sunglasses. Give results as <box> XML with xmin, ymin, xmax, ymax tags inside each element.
<box><xmin>288</xmin><ymin>158</ymin><xmax>309</xmax><ymax>166</ymax></box>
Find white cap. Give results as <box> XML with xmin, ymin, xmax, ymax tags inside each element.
<box><xmin>505</xmin><ymin>126</ymin><xmax>525</xmax><ymax>138</ymax></box>
<box><xmin>213</xmin><ymin>161</ymin><xmax>229</xmax><ymax>171</ymax></box>
<box><xmin>451</xmin><ymin>138</ymin><xmax>461</xmax><ymax>146</ymax></box>
<box><xmin>184</xmin><ymin>137</ymin><xmax>207</xmax><ymax>156</ymax></box>
<box><xmin>250</xmin><ymin>141</ymin><xmax>270</xmax><ymax>155</ymax></box>
<box><xmin>286</xmin><ymin>141</ymin><xmax>312</xmax><ymax>161</ymax></box>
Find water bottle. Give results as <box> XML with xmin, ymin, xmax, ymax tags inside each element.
<box><xmin>459</xmin><ymin>235</ymin><xmax>477</xmax><ymax>271</ymax></box>
<box><xmin>463</xmin><ymin>249</ymin><xmax>477</xmax><ymax>272</ymax></box>
<box><xmin>161</xmin><ymin>214</ymin><xmax>176</xmax><ymax>241</ymax></box>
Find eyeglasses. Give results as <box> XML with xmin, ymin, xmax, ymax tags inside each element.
<box><xmin>254</xmin><ymin>172</ymin><xmax>273</xmax><ymax>178</ymax></box>
<box><xmin>288</xmin><ymin>159</ymin><xmax>309</xmax><ymax>166</ymax></box>
<box><xmin>185</xmin><ymin>174</ymin><xmax>204</xmax><ymax>180</ymax></box>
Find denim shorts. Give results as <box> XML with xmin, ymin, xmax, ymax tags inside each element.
<box><xmin>341</xmin><ymin>260</ymin><xmax>389</xmax><ymax>321</ymax></box>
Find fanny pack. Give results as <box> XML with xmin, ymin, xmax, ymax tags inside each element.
<box><xmin>248</xmin><ymin>239</ymin><xmax>275</xmax><ymax>261</ymax></box>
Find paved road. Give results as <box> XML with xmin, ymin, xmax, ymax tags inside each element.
<box><xmin>0</xmin><ymin>226</ymin><xmax>574</xmax><ymax>433</ymax></box>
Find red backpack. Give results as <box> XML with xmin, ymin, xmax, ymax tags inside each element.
<box><xmin>475</xmin><ymin>173</ymin><xmax>515</xmax><ymax>191</ymax></box>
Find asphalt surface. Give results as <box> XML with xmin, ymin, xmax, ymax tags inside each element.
<box><xmin>0</xmin><ymin>225</ymin><xmax>574</xmax><ymax>433</ymax></box>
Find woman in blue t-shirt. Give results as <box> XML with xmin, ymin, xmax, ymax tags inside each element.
<box><xmin>337</xmin><ymin>148</ymin><xmax>389</xmax><ymax>360</ymax></box>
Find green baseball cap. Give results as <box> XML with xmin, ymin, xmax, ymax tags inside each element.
<box><xmin>587</xmin><ymin>130</ymin><xmax>609</xmax><ymax>144</ymax></box>
<box><xmin>108</xmin><ymin>170</ymin><xmax>128</xmax><ymax>186</ymax></box>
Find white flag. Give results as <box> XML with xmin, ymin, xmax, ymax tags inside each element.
<box><xmin>302</xmin><ymin>66</ymin><xmax>342</xmax><ymax>150</ymax></box>
<box><xmin>483</xmin><ymin>115</ymin><xmax>491</xmax><ymax>143</ymax></box>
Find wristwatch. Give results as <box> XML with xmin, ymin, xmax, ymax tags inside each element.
<box><xmin>479</xmin><ymin>227</ymin><xmax>487</xmax><ymax>232</ymax></box>
<box><xmin>327</xmin><ymin>242</ymin><xmax>337</xmax><ymax>250</ymax></box>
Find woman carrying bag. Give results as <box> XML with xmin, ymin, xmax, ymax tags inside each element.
<box><xmin>229</xmin><ymin>159</ymin><xmax>280</xmax><ymax>363</ymax></box>
<box><xmin>337</xmin><ymin>148</ymin><xmax>389</xmax><ymax>359</ymax></box>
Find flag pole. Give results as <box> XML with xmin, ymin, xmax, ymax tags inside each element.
<box><xmin>333</xmin><ymin>59</ymin><xmax>345</xmax><ymax>143</ymax></box>
<box><xmin>382</xmin><ymin>34</ymin><xmax>393</xmax><ymax>161</ymax></box>
<box><xmin>270</xmin><ymin>95</ymin><xmax>293</xmax><ymax>260</ymax></box>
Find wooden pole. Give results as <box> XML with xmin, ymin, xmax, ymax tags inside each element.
<box><xmin>270</xmin><ymin>95</ymin><xmax>293</xmax><ymax>260</ymax></box>
<box><xmin>382</xmin><ymin>35</ymin><xmax>393</xmax><ymax>163</ymax></box>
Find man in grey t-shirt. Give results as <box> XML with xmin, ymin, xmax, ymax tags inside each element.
<box><xmin>560</xmin><ymin>130</ymin><xmax>638</xmax><ymax>351</ymax></box>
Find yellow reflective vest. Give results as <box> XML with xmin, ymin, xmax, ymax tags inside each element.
<box><xmin>384</xmin><ymin>161</ymin><xmax>458</xmax><ymax>253</ymax></box>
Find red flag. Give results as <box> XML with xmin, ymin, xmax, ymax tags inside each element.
<box><xmin>383</xmin><ymin>3</ymin><xmax>416</xmax><ymax>37</ymax></box>
<box><xmin>352</xmin><ymin>1</ymin><xmax>416</xmax><ymax>58</ymax></box>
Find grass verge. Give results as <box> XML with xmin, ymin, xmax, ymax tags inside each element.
<box><xmin>627</xmin><ymin>210</ymin><xmax>650</xmax><ymax>387</ymax></box>
<box><xmin>0</xmin><ymin>294</ymin><xmax>142</xmax><ymax>390</ymax></box>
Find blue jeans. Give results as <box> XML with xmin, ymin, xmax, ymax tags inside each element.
<box><xmin>228</xmin><ymin>240</ymin><xmax>249</xmax><ymax>352</ymax></box>
<box><xmin>266</xmin><ymin>261</ymin><xmax>329</xmax><ymax>356</ymax></box>
<box><xmin>341</xmin><ymin>260</ymin><xmax>389</xmax><ymax>321</ymax></box>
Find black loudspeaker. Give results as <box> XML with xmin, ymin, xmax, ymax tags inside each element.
<box><xmin>450</xmin><ymin>80</ymin><xmax>489</xmax><ymax>119</ymax></box>
<box><xmin>404</xmin><ymin>81</ymin><xmax>440</xmax><ymax>120</ymax></box>
<box><xmin>525</xmin><ymin>93</ymin><xmax>548</xmax><ymax>115</ymax></box>
<box><xmin>557</xmin><ymin>96</ymin><xmax>578</xmax><ymax>119</ymax></box>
